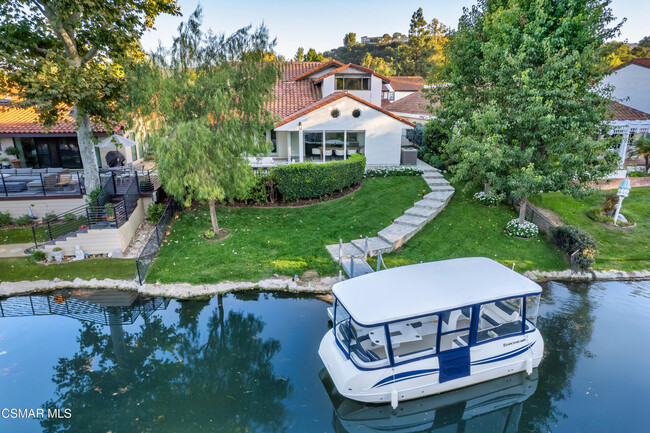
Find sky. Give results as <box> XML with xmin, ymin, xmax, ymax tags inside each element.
<box><xmin>140</xmin><ymin>0</ymin><xmax>650</xmax><ymax>59</ymax></box>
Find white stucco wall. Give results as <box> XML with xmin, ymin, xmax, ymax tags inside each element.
<box><xmin>275</xmin><ymin>96</ymin><xmax>410</xmax><ymax>165</ymax></box>
<box><xmin>320</xmin><ymin>75</ymin><xmax>383</xmax><ymax>106</ymax></box>
<box><xmin>394</xmin><ymin>90</ymin><xmax>417</xmax><ymax>102</ymax></box>
<box><xmin>602</xmin><ymin>64</ymin><xmax>650</xmax><ymax>114</ymax></box>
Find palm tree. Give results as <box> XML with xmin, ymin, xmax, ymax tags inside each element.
<box><xmin>631</xmin><ymin>137</ymin><xmax>650</xmax><ymax>173</ymax></box>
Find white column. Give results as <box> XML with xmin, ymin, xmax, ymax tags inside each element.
<box><xmin>618</xmin><ymin>127</ymin><xmax>630</xmax><ymax>168</ymax></box>
<box><xmin>298</xmin><ymin>130</ymin><xmax>304</xmax><ymax>162</ymax></box>
<box><xmin>322</xmin><ymin>130</ymin><xmax>326</xmax><ymax>162</ymax></box>
<box><xmin>287</xmin><ymin>132</ymin><xmax>292</xmax><ymax>163</ymax></box>
<box><xmin>343</xmin><ymin>130</ymin><xmax>347</xmax><ymax>160</ymax></box>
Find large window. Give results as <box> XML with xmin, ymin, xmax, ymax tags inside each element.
<box><xmin>335</xmin><ymin>76</ymin><xmax>370</xmax><ymax>91</ymax></box>
<box><xmin>388</xmin><ymin>314</ymin><xmax>438</xmax><ymax>363</ymax></box>
<box><xmin>477</xmin><ymin>297</ymin><xmax>523</xmax><ymax>343</ymax></box>
<box><xmin>439</xmin><ymin>308</ymin><xmax>472</xmax><ymax>351</ymax></box>
<box><xmin>525</xmin><ymin>295</ymin><xmax>540</xmax><ymax>326</ymax></box>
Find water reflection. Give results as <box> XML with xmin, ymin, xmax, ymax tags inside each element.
<box><xmin>0</xmin><ymin>291</ymin><xmax>291</xmax><ymax>432</ymax></box>
<box><xmin>321</xmin><ymin>369</ymin><xmax>538</xmax><ymax>432</ymax></box>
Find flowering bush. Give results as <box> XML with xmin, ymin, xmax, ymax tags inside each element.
<box><xmin>473</xmin><ymin>191</ymin><xmax>505</xmax><ymax>206</ymax></box>
<box><xmin>505</xmin><ymin>219</ymin><xmax>538</xmax><ymax>238</ymax></box>
<box><xmin>364</xmin><ymin>167</ymin><xmax>424</xmax><ymax>178</ymax></box>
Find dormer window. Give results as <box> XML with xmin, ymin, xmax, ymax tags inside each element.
<box><xmin>335</xmin><ymin>76</ymin><xmax>370</xmax><ymax>91</ymax></box>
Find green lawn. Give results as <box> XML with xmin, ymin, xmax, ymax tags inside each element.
<box><xmin>529</xmin><ymin>187</ymin><xmax>650</xmax><ymax>271</ymax></box>
<box><xmin>0</xmin><ymin>227</ymin><xmax>36</xmax><ymax>244</ymax></box>
<box><xmin>371</xmin><ymin>185</ymin><xmax>568</xmax><ymax>273</ymax></box>
<box><xmin>147</xmin><ymin>177</ymin><xmax>430</xmax><ymax>284</ymax></box>
<box><xmin>0</xmin><ymin>258</ymin><xmax>136</xmax><ymax>282</ymax></box>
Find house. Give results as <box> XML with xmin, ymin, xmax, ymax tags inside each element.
<box><xmin>606</xmin><ymin>101</ymin><xmax>650</xmax><ymax>174</ymax></box>
<box><xmin>601</xmin><ymin>58</ymin><xmax>650</xmax><ymax>115</ymax></box>
<box><xmin>268</xmin><ymin>61</ymin><xmax>416</xmax><ymax>166</ymax></box>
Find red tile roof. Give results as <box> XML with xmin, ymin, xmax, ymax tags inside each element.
<box><xmin>274</xmin><ymin>92</ymin><xmax>415</xmax><ymax>128</ymax></box>
<box><xmin>610</xmin><ymin>58</ymin><xmax>650</xmax><ymax>72</ymax></box>
<box><xmin>289</xmin><ymin>60</ymin><xmax>344</xmax><ymax>81</ymax></box>
<box><xmin>387</xmin><ymin>76</ymin><xmax>425</xmax><ymax>91</ymax></box>
<box><xmin>0</xmin><ymin>103</ymin><xmax>109</xmax><ymax>135</ymax></box>
<box><xmin>609</xmin><ymin>101</ymin><xmax>650</xmax><ymax>121</ymax></box>
<box><xmin>382</xmin><ymin>90</ymin><xmax>438</xmax><ymax>116</ymax></box>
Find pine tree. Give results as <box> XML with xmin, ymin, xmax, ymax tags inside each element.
<box><xmin>294</xmin><ymin>47</ymin><xmax>305</xmax><ymax>61</ymax></box>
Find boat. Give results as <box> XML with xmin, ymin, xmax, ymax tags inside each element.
<box><xmin>318</xmin><ymin>257</ymin><xmax>544</xmax><ymax>408</ymax></box>
<box><xmin>319</xmin><ymin>367</ymin><xmax>538</xmax><ymax>433</ymax></box>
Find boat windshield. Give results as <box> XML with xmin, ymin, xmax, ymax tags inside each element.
<box><xmin>334</xmin><ymin>300</ymin><xmax>389</xmax><ymax>368</ymax></box>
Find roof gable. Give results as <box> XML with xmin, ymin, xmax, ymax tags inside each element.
<box><xmin>274</xmin><ymin>92</ymin><xmax>415</xmax><ymax>128</ymax></box>
<box><xmin>289</xmin><ymin>60</ymin><xmax>345</xmax><ymax>81</ymax></box>
<box><xmin>312</xmin><ymin>64</ymin><xmax>391</xmax><ymax>84</ymax></box>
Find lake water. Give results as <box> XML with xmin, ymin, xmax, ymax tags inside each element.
<box><xmin>0</xmin><ymin>280</ymin><xmax>648</xmax><ymax>432</ymax></box>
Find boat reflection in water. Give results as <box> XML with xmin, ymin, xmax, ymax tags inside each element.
<box><xmin>320</xmin><ymin>368</ymin><xmax>538</xmax><ymax>433</ymax></box>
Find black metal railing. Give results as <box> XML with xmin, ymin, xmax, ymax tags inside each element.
<box><xmin>136</xmin><ymin>199</ymin><xmax>177</xmax><ymax>285</ymax></box>
<box><xmin>0</xmin><ymin>292</ymin><xmax>170</xmax><ymax>326</ymax></box>
<box><xmin>0</xmin><ymin>170</ymin><xmax>84</xmax><ymax>198</ymax></box>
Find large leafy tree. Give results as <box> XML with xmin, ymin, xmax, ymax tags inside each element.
<box><xmin>0</xmin><ymin>0</ymin><xmax>180</xmax><ymax>193</ymax></box>
<box><xmin>127</xmin><ymin>7</ymin><xmax>280</xmax><ymax>234</ymax></box>
<box><xmin>431</xmin><ymin>0</ymin><xmax>621</xmax><ymax>222</ymax></box>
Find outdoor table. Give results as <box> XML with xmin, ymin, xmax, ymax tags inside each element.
<box><xmin>368</xmin><ymin>324</ymin><xmax>421</xmax><ymax>347</ymax></box>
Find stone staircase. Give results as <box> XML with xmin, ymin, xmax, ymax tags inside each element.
<box><xmin>326</xmin><ymin>160</ymin><xmax>455</xmax><ymax>267</ymax></box>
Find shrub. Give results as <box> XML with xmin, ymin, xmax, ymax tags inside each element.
<box><xmin>86</xmin><ymin>188</ymin><xmax>101</xmax><ymax>206</ymax></box>
<box><xmin>365</xmin><ymin>166</ymin><xmax>423</xmax><ymax>178</ymax></box>
<box><xmin>237</xmin><ymin>175</ymin><xmax>277</xmax><ymax>204</ymax></box>
<box><xmin>52</xmin><ymin>247</ymin><xmax>62</xmax><ymax>252</ymax></box>
<box><xmin>602</xmin><ymin>194</ymin><xmax>619</xmax><ymax>214</ymax></box>
<box><xmin>146</xmin><ymin>203</ymin><xmax>164</xmax><ymax>223</ymax></box>
<box><xmin>30</xmin><ymin>249</ymin><xmax>47</xmax><ymax>262</ymax></box>
<box><xmin>204</xmin><ymin>229</ymin><xmax>215</xmax><ymax>239</ymax></box>
<box><xmin>406</xmin><ymin>123</ymin><xmax>425</xmax><ymax>146</ymax></box>
<box><xmin>5</xmin><ymin>146</ymin><xmax>20</xmax><ymax>157</ymax></box>
<box><xmin>505</xmin><ymin>219</ymin><xmax>539</xmax><ymax>238</ymax></box>
<box><xmin>44</xmin><ymin>211</ymin><xmax>59</xmax><ymax>223</ymax></box>
<box><xmin>14</xmin><ymin>214</ymin><xmax>33</xmax><ymax>226</ymax></box>
<box><xmin>628</xmin><ymin>171</ymin><xmax>648</xmax><ymax>177</ymax></box>
<box><xmin>550</xmin><ymin>225</ymin><xmax>597</xmax><ymax>271</ymax></box>
<box><xmin>0</xmin><ymin>211</ymin><xmax>13</xmax><ymax>227</ymax></box>
<box><xmin>473</xmin><ymin>191</ymin><xmax>505</xmax><ymax>206</ymax></box>
<box><xmin>271</xmin><ymin>154</ymin><xmax>366</xmax><ymax>201</ymax></box>
<box><xmin>64</xmin><ymin>213</ymin><xmax>76</xmax><ymax>222</ymax></box>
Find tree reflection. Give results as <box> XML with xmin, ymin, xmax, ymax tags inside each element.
<box><xmin>41</xmin><ymin>298</ymin><xmax>290</xmax><ymax>432</ymax></box>
<box><xmin>519</xmin><ymin>282</ymin><xmax>596</xmax><ymax>432</ymax></box>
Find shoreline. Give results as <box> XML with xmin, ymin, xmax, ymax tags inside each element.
<box><xmin>1</xmin><ymin>268</ymin><xmax>649</xmax><ymax>298</ymax></box>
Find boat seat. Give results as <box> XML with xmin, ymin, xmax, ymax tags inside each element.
<box><xmin>351</xmin><ymin>343</ymin><xmax>381</xmax><ymax>363</ymax></box>
<box><xmin>452</xmin><ymin>337</ymin><xmax>467</xmax><ymax>347</ymax></box>
<box><xmin>482</xmin><ymin>313</ymin><xmax>500</xmax><ymax>327</ymax></box>
<box><xmin>495</xmin><ymin>301</ymin><xmax>516</xmax><ymax>315</ymax></box>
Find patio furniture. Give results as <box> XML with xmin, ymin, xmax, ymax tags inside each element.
<box><xmin>334</xmin><ymin>149</ymin><xmax>346</xmax><ymax>157</ymax></box>
<box><xmin>347</xmin><ymin>148</ymin><xmax>359</xmax><ymax>156</ymax></box>
<box><xmin>324</xmin><ymin>149</ymin><xmax>333</xmax><ymax>157</ymax></box>
<box><xmin>4</xmin><ymin>181</ymin><xmax>27</xmax><ymax>192</ymax></box>
<box><xmin>311</xmin><ymin>148</ymin><xmax>321</xmax><ymax>157</ymax></box>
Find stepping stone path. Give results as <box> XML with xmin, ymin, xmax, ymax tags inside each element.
<box><xmin>326</xmin><ymin>160</ymin><xmax>455</xmax><ymax>268</ymax></box>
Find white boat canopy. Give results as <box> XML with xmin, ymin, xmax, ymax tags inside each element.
<box><xmin>333</xmin><ymin>257</ymin><xmax>542</xmax><ymax>326</ymax></box>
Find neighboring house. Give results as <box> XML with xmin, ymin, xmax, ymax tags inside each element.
<box><xmin>602</xmin><ymin>58</ymin><xmax>650</xmax><ymax>114</ymax></box>
<box><xmin>607</xmin><ymin>101</ymin><xmax>650</xmax><ymax>172</ymax></box>
<box><xmin>383</xmin><ymin>89</ymin><xmax>438</xmax><ymax>125</ymax></box>
<box><xmin>269</xmin><ymin>61</ymin><xmax>415</xmax><ymax>166</ymax></box>
<box><xmin>0</xmin><ymin>98</ymin><xmax>142</xmax><ymax>169</ymax></box>
<box><xmin>381</xmin><ymin>76</ymin><xmax>424</xmax><ymax>103</ymax></box>
<box><xmin>361</xmin><ymin>35</ymin><xmax>408</xmax><ymax>44</ymax></box>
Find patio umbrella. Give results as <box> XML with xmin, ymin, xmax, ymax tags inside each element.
<box><xmin>97</xmin><ymin>134</ymin><xmax>138</xmax><ymax>167</ymax></box>
<box><xmin>96</xmin><ymin>134</ymin><xmax>138</xmax><ymax>149</ymax></box>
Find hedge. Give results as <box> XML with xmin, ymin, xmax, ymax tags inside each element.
<box><xmin>271</xmin><ymin>154</ymin><xmax>366</xmax><ymax>201</ymax></box>
<box><xmin>550</xmin><ymin>225</ymin><xmax>597</xmax><ymax>271</ymax></box>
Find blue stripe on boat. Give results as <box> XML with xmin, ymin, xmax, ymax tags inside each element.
<box><xmin>371</xmin><ymin>342</ymin><xmax>535</xmax><ymax>388</ymax></box>
<box><xmin>372</xmin><ymin>368</ymin><xmax>439</xmax><ymax>388</ymax></box>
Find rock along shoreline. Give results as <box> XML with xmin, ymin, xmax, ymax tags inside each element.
<box><xmin>1</xmin><ymin>268</ymin><xmax>650</xmax><ymax>299</ymax></box>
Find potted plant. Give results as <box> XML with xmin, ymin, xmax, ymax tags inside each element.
<box><xmin>52</xmin><ymin>247</ymin><xmax>64</xmax><ymax>262</ymax></box>
<box><xmin>4</xmin><ymin>146</ymin><xmax>21</xmax><ymax>168</ymax></box>
<box><xmin>0</xmin><ymin>157</ymin><xmax>10</xmax><ymax>169</ymax></box>
<box><xmin>105</xmin><ymin>203</ymin><xmax>117</xmax><ymax>227</ymax></box>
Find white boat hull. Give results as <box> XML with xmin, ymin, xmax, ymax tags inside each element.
<box><xmin>318</xmin><ymin>328</ymin><xmax>544</xmax><ymax>404</ymax></box>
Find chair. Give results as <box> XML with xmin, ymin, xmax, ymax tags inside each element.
<box><xmin>334</xmin><ymin>149</ymin><xmax>346</xmax><ymax>158</ymax></box>
<box><xmin>311</xmin><ymin>147</ymin><xmax>321</xmax><ymax>157</ymax></box>
<box><xmin>324</xmin><ymin>149</ymin><xmax>333</xmax><ymax>157</ymax></box>
<box><xmin>347</xmin><ymin>148</ymin><xmax>359</xmax><ymax>156</ymax></box>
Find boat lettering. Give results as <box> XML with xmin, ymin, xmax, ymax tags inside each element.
<box><xmin>503</xmin><ymin>339</ymin><xmax>525</xmax><ymax>347</ymax></box>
